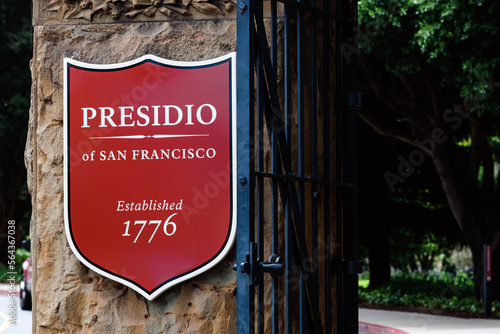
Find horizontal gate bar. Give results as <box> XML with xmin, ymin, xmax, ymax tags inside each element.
<box><xmin>254</xmin><ymin>171</ymin><xmax>353</xmax><ymax>188</ymax></box>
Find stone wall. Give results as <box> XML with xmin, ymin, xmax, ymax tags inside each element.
<box><xmin>27</xmin><ymin>2</ymin><xmax>238</xmax><ymax>332</ymax></box>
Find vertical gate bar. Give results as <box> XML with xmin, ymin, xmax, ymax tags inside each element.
<box><xmin>283</xmin><ymin>2</ymin><xmax>292</xmax><ymax>164</ymax></box>
<box><xmin>309</xmin><ymin>1</ymin><xmax>320</xmax><ymax>326</ymax></box>
<box><xmin>296</xmin><ymin>2</ymin><xmax>306</xmax><ymax>330</ymax></box>
<box><xmin>270</xmin><ymin>1</ymin><xmax>278</xmax><ymax>255</ymax></box>
<box><xmin>270</xmin><ymin>2</ymin><xmax>281</xmax><ymax>332</ymax></box>
<box><xmin>297</xmin><ymin>0</ymin><xmax>305</xmax><ymax>203</ymax></box>
<box><xmin>309</xmin><ymin>0</ymin><xmax>318</xmax><ymax>203</ymax></box>
<box><xmin>270</xmin><ymin>0</ymin><xmax>278</xmax><ymax>238</ymax></box>
<box><xmin>283</xmin><ymin>3</ymin><xmax>293</xmax><ymax>333</ymax></box>
<box><xmin>271</xmin><ymin>187</ymin><xmax>280</xmax><ymax>333</ymax></box>
<box><xmin>285</xmin><ymin>206</ymin><xmax>293</xmax><ymax>334</ymax></box>
<box><xmin>297</xmin><ymin>1</ymin><xmax>305</xmax><ymax>212</ymax></box>
<box><xmin>255</xmin><ymin>2</ymin><xmax>265</xmax><ymax>334</ymax></box>
<box><xmin>236</xmin><ymin>0</ymin><xmax>255</xmax><ymax>332</ymax></box>
<box><xmin>335</xmin><ymin>0</ymin><xmax>344</xmax><ymax>332</ymax></box>
<box><xmin>271</xmin><ymin>138</ymin><xmax>280</xmax><ymax>334</ymax></box>
<box><xmin>299</xmin><ymin>270</ymin><xmax>306</xmax><ymax>334</ymax></box>
<box><xmin>341</xmin><ymin>0</ymin><xmax>360</xmax><ymax>333</ymax></box>
<box><xmin>322</xmin><ymin>0</ymin><xmax>332</xmax><ymax>332</ymax></box>
<box><xmin>256</xmin><ymin>77</ymin><xmax>265</xmax><ymax>334</ymax></box>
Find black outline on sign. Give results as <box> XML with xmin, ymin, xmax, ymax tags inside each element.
<box><xmin>65</xmin><ymin>56</ymin><xmax>235</xmax><ymax>298</ymax></box>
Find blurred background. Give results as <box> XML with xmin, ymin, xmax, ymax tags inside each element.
<box><xmin>0</xmin><ymin>0</ymin><xmax>32</xmax><ymax>282</ymax></box>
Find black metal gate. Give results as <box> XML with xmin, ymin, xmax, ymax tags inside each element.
<box><xmin>235</xmin><ymin>0</ymin><xmax>360</xmax><ymax>333</ymax></box>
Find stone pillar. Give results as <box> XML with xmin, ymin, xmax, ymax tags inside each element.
<box><xmin>27</xmin><ymin>1</ymin><xmax>237</xmax><ymax>332</ymax></box>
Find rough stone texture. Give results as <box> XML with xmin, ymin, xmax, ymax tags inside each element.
<box><xmin>33</xmin><ymin>0</ymin><xmax>279</xmax><ymax>27</ymax></box>
<box><xmin>34</xmin><ymin>0</ymin><xmax>236</xmax><ymax>26</ymax></box>
<box><xmin>27</xmin><ymin>20</ymin><xmax>237</xmax><ymax>333</ymax></box>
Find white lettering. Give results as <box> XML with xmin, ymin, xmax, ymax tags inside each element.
<box><xmin>196</xmin><ymin>104</ymin><xmax>217</xmax><ymax>125</ymax></box>
<box><xmin>152</xmin><ymin>105</ymin><xmax>161</xmax><ymax>126</ymax></box>
<box><xmin>206</xmin><ymin>148</ymin><xmax>216</xmax><ymax>158</ymax></box>
<box><xmin>185</xmin><ymin>105</ymin><xmax>195</xmax><ymax>125</ymax></box>
<box><xmin>119</xmin><ymin>106</ymin><xmax>135</xmax><ymax>127</ymax></box>
<box><xmin>99</xmin><ymin>107</ymin><xmax>117</xmax><ymax>127</ymax></box>
<box><xmin>196</xmin><ymin>148</ymin><xmax>205</xmax><ymax>159</ymax></box>
<box><xmin>137</xmin><ymin>106</ymin><xmax>150</xmax><ymax>126</ymax></box>
<box><xmin>80</xmin><ymin>104</ymin><xmax>218</xmax><ymax>128</ymax></box>
<box><xmin>163</xmin><ymin>105</ymin><xmax>183</xmax><ymax>126</ymax></box>
<box><xmin>82</xmin><ymin>107</ymin><xmax>97</xmax><ymax>128</ymax></box>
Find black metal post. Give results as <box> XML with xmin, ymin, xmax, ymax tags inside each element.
<box><xmin>484</xmin><ymin>244</ymin><xmax>492</xmax><ymax>318</ymax></box>
<box><xmin>342</xmin><ymin>0</ymin><xmax>361</xmax><ymax>333</ymax></box>
<box><xmin>236</xmin><ymin>0</ymin><xmax>255</xmax><ymax>332</ymax></box>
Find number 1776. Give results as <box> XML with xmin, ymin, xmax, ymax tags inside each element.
<box><xmin>122</xmin><ymin>213</ymin><xmax>177</xmax><ymax>243</ymax></box>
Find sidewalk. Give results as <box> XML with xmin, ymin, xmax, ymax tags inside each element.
<box><xmin>360</xmin><ymin>308</ymin><xmax>500</xmax><ymax>334</ymax></box>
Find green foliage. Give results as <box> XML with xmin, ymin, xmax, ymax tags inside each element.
<box><xmin>390</xmin><ymin>187</ymin><xmax>444</xmax><ymax>210</ymax></box>
<box><xmin>390</xmin><ymin>227</ymin><xmax>456</xmax><ymax>272</ymax></box>
<box><xmin>359</xmin><ymin>272</ymin><xmax>370</xmax><ymax>288</ymax></box>
<box><xmin>0</xmin><ymin>263</ymin><xmax>6</xmax><ymax>282</ymax></box>
<box><xmin>359</xmin><ymin>271</ymin><xmax>500</xmax><ymax>315</ymax></box>
<box><xmin>15</xmin><ymin>247</ymin><xmax>29</xmax><ymax>264</ymax></box>
<box><xmin>0</xmin><ymin>247</ymin><xmax>29</xmax><ymax>282</ymax></box>
<box><xmin>13</xmin><ymin>247</ymin><xmax>29</xmax><ymax>282</ymax></box>
<box><xmin>359</xmin><ymin>0</ymin><xmax>500</xmax><ymax>115</ymax></box>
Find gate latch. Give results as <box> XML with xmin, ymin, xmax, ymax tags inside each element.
<box><xmin>260</xmin><ymin>253</ymin><xmax>285</xmax><ymax>279</ymax></box>
<box><xmin>233</xmin><ymin>243</ymin><xmax>285</xmax><ymax>285</ymax></box>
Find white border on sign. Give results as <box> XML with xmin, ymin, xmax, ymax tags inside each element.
<box><xmin>63</xmin><ymin>53</ymin><xmax>237</xmax><ymax>301</ymax></box>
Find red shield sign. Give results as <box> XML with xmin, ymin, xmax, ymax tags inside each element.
<box><xmin>63</xmin><ymin>54</ymin><xmax>236</xmax><ymax>300</ymax></box>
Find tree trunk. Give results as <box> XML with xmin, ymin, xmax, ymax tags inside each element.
<box><xmin>429</xmin><ymin>133</ymin><xmax>500</xmax><ymax>299</ymax></box>
<box><xmin>367</xmin><ymin>227</ymin><xmax>391</xmax><ymax>288</ymax></box>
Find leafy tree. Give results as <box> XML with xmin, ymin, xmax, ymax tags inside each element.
<box><xmin>0</xmin><ymin>0</ymin><xmax>32</xmax><ymax>263</ymax></box>
<box><xmin>356</xmin><ymin>0</ymin><xmax>500</xmax><ymax>298</ymax></box>
<box><xmin>359</xmin><ymin>111</ymin><xmax>464</xmax><ymax>288</ymax></box>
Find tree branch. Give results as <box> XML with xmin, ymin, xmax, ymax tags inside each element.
<box><xmin>399</xmin><ymin>73</ymin><xmax>417</xmax><ymax>106</ymax></box>
<box><xmin>359</xmin><ymin>58</ymin><xmax>431</xmax><ymax>134</ymax></box>
<box><xmin>358</xmin><ymin>109</ymin><xmax>434</xmax><ymax>154</ymax></box>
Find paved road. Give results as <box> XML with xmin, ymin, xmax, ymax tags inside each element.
<box><xmin>0</xmin><ymin>295</ymin><xmax>31</xmax><ymax>333</ymax></box>
<box><xmin>360</xmin><ymin>308</ymin><xmax>500</xmax><ymax>334</ymax></box>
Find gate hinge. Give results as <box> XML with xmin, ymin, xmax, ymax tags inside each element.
<box><xmin>330</xmin><ymin>258</ymin><xmax>362</xmax><ymax>275</ymax></box>
<box><xmin>343</xmin><ymin>93</ymin><xmax>362</xmax><ymax>108</ymax></box>
<box><xmin>342</xmin><ymin>260</ymin><xmax>362</xmax><ymax>275</ymax></box>
<box><xmin>233</xmin><ymin>243</ymin><xmax>285</xmax><ymax>285</ymax></box>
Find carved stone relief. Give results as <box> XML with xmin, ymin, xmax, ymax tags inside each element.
<box><xmin>43</xmin><ymin>0</ymin><xmax>236</xmax><ymax>21</ymax></box>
